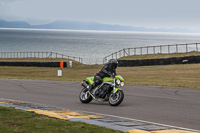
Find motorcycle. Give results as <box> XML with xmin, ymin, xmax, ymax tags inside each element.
<box><xmin>79</xmin><ymin>75</ymin><xmax>125</xmax><ymax>106</ymax></box>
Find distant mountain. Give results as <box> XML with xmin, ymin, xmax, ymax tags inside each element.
<box><xmin>0</xmin><ymin>18</ymin><xmax>193</xmax><ymax>33</ymax></box>
<box><xmin>0</xmin><ymin>18</ymin><xmax>30</xmax><ymax>28</ymax></box>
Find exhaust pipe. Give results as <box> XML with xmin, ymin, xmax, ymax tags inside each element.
<box><xmin>81</xmin><ymin>81</ymin><xmax>90</xmax><ymax>90</ymax></box>
<box><xmin>81</xmin><ymin>81</ymin><xmax>105</xmax><ymax>102</ymax></box>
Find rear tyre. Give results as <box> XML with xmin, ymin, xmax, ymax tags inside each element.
<box><xmin>79</xmin><ymin>88</ymin><xmax>93</xmax><ymax>103</ymax></box>
<box><xmin>109</xmin><ymin>90</ymin><xmax>124</xmax><ymax>106</ymax></box>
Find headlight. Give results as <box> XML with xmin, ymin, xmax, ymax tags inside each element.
<box><xmin>120</xmin><ymin>82</ymin><xmax>124</xmax><ymax>86</ymax></box>
<box><xmin>116</xmin><ymin>79</ymin><xmax>121</xmax><ymax>85</ymax></box>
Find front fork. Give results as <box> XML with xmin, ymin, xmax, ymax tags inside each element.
<box><xmin>113</xmin><ymin>78</ymin><xmax>123</xmax><ymax>93</ymax></box>
<box><xmin>113</xmin><ymin>78</ymin><xmax>116</xmax><ymax>93</ymax></box>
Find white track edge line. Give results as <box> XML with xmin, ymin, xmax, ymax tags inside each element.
<box><xmin>78</xmin><ymin>110</ymin><xmax>200</xmax><ymax>133</ymax></box>
<box><xmin>0</xmin><ymin>98</ymin><xmax>199</xmax><ymax>133</ymax></box>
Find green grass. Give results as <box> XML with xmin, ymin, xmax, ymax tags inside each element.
<box><xmin>0</xmin><ymin>57</ymin><xmax>200</xmax><ymax>89</ymax></box>
<box><xmin>119</xmin><ymin>51</ymin><xmax>200</xmax><ymax>60</ymax></box>
<box><xmin>0</xmin><ymin>63</ymin><xmax>200</xmax><ymax>89</ymax></box>
<box><xmin>118</xmin><ymin>64</ymin><xmax>200</xmax><ymax>89</ymax></box>
<box><xmin>0</xmin><ymin>106</ymin><xmax>121</xmax><ymax>133</ymax></box>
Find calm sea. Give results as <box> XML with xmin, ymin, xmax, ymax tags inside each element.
<box><xmin>1</xmin><ymin>28</ymin><xmax>200</xmax><ymax>64</ymax></box>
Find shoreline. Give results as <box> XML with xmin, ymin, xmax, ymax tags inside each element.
<box><xmin>1</xmin><ymin>27</ymin><xmax>200</xmax><ymax>35</ymax></box>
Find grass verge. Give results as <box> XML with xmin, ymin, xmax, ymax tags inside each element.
<box><xmin>119</xmin><ymin>51</ymin><xmax>200</xmax><ymax>60</ymax></box>
<box><xmin>0</xmin><ymin>106</ymin><xmax>121</xmax><ymax>133</ymax></box>
<box><xmin>0</xmin><ymin>57</ymin><xmax>200</xmax><ymax>89</ymax></box>
<box><xmin>0</xmin><ymin>63</ymin><xmax>199</xmax><ymax>89</ymax></box>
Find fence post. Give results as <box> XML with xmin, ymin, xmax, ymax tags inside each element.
<box><xmin>134</xmin><ymin>48</ymin><xmax>136</xmax><ymax>55</ymax></box>
<box><xmin>50</xmin><ymin>52</ymin><xmax>53</xmax><ymax>58</ymax></box>
<box><xmin>168</xmin><ymin>45</ymin><xmax>170</xmax><ymax>54</ymax></box>
<box><xmin>196</xmin><ymin>43</ymin><xmax>199</xmax><ymax>52</ymax></box>
<box><xmin>160</xmin><ymin>46</ymin><xmax>162</xmax><ymax>54</ymax></box>
<box><xmin>140</xmin><ymin>47</ymin><xmax>142</xmax><ymax>55</ymax></box>
<box><xmin>153</xmin><ymin>46</ymin><xmax>155</xmax><ymax>54</ymax></box>
<box><xmin>186</xmin><ymin>44</ymin><xmax>188</xmax><ymax>52</ymax></box>
<box><xmin>147</xmin><ymin>47</ymin><xmax>149</xmax><ymax>54</ymax></box>
<box><xmin>176</xmin><ymin>45</ymin><xmax>178</xmax><ymax>53</ymax></box>
<box><xmin>128</xmin><ymin>48</ymin><xmax>130</xmax><ymax>56</ymax></box>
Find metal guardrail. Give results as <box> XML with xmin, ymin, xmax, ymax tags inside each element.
<box><xmin>103</xmin><ymin>43</ymin><xmax>200</xmax><ymax>64</ymax></box>
<box><xmin>0</xmin><ymin>51</ymin><xmax>83</xmax><ymax>63</ymax></box>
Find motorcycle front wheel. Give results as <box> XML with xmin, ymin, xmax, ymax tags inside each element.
<box><xmin>109</xmin><ymin>90</ymin><xmax>124</xmax><ymax>106</ymax></box>
<box><xmin>79</xmin><ymin>88</ymin><xmax>93</xmax><ymax>103</ymax></box>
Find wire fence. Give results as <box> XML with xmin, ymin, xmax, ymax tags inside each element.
<box><xmin>103</xmin><ymin>43</ymin><xmax>200</xmax><ymax>64</ymax></box>
<box><xmin>0</xmin><ymin>51</ymin><xmax>83</xmax><ymax>63</ymax></box>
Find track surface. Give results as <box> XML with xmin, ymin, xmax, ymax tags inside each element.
<box><xmin>0</xmin><ymin>79</ymin><xmax>199</xmax><ymax>130</ymax></box>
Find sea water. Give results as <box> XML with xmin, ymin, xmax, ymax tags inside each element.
<box><xmin>1</xmin><ymin>28</ymin><xmax>200</xmax><ymax>64</ymax></box>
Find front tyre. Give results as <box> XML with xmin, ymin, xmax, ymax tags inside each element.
<box><xmin>109</xmin><ymin>90</ymin><xmax>124</xmax><ymax>106</ymax></box>
<box><xmin>79</xmin><ymin>88</ymin><xmax>92</xmax><ymax>103</ymax></box>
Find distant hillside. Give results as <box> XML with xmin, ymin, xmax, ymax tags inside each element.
<box><xmin>0</xmin><ymin>18</ymin><xmax>192</xmax><ymax>33</ymax></box>
<box><xmin>0</xmin><ymin>18</ymin><xmax>30</xmax><ymax>28</ymax></box>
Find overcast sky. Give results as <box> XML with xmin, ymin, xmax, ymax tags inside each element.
<box><xmin>1</xmin><ymin>0</ymin><xmax>200</xmax><ymax>30</ymax></box>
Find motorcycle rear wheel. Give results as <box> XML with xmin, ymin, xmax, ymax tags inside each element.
<box><xmin>109</xmin><ymin>90</ymin><xmax>124</xmax><ymax>106</ymax></box>
<box><xmin>79</xmin><ymin>88</ymin><xmax>93</xmax><ymax>103</ymax></box>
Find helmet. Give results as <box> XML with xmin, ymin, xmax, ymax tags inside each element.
<box><xmin>108</xmin><ymin>59</ymin><xmax>118</xmax><ymax>69</ymax></box>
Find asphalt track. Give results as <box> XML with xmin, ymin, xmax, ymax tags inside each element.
<box><xmin>0</xmin><ymin>79</ymin><xmax>199</xmax><ymax>130</ymax></box>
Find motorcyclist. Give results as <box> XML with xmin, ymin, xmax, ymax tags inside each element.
<box><xmin>89</xmin><ymin>59</ymin><xmax>118</xmax><ymax>92</ymax></box>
